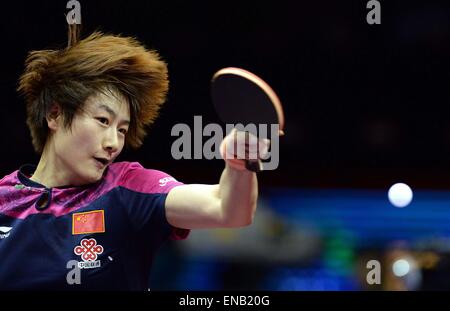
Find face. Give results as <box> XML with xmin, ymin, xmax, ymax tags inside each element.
<box><xmin>50</xmin><ymin>88</ymin><xmax>130</xmax><ymax>186</ymax></box>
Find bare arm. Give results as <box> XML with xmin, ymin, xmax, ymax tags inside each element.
<box><xmin>165</xmin><ymin>164</ymin><xmax>257</xmax><ymax>229</ymax></box>
<box><xmin>165</xmin><ymin>131</ymin><xmax>267</xmax><ymax>229</ymax></box>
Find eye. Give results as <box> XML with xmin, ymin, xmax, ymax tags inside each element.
<box><xmin>119</xmin><ymin>128</ymin><xmax>128</xmax><ymax>135</ymax></box>
<box><xmin>97</xmin><ymin>117</ymin><xmax>109</xmax><ymax>125</ymax></box>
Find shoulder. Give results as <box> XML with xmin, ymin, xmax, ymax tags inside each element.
<box><xmin>106</xmin><ymin>161</ymin><xmax>183</xmax><ymax>194</ymax></box>
<box><xmin>0</xmin><ymin>170</ymin><xmax>20</xmax><ymax>187</ymax></box>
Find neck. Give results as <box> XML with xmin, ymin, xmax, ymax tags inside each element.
<box><xmin>30</xmin><ymin>144</ymin><xmax>73</xmax><ymax>188</ymax></box>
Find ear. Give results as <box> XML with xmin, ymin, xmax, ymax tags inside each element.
<box><xmin>46</xmin><ymin>103</ymin><xmax>62</xmax><ymax>131</ymax></box>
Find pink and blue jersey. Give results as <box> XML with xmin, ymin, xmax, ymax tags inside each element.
<box><xmin>0</xmin><ymin>161</ymin><xmax>189</xmax><ymax>290</ymax></box>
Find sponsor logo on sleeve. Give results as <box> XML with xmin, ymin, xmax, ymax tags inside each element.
<box><xmin>159</xmin><ymin>177</ymin><xmax>177</xmax><ymax>187</ymax></box>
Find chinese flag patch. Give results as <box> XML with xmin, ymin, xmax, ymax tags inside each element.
<box><xmin>72</xmin><ymin>210</ymin><xmax>105</xmax><ymax>235</ymax></box>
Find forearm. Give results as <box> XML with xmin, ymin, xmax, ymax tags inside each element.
<box><xmin>217</xmin><ymin>163</ymin><xmax>258</xmax><ymax>227</ymax></box>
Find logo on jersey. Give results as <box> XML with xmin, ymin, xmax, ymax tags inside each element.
<box><xmin>72</xmin><ymin>210</ymin><xmax>105</xmax><ymax>235</ymax></box>
<box><xmin>74</xmin><ymin>238</ymin><xmax>103</xmax><ymax>269</ymax></box>
<box><xmin>159</xmin><ymin>177</ymin><xmax>177</xmax><ymax>187</ymax></box>
<box><xmin>0</xmin><ymin>226</ymin><xmax>12</xmax><ymax>240</ymax></box>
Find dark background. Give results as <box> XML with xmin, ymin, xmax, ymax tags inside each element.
<box><xmin>1</xmin><ymin>0</ymin><xmax>450</xmax><ymax>189</ymax></box>
<box><xmin>1</xmin><ymin>0</ymin><xmax>450</xmax><ymax>291</ymax></box>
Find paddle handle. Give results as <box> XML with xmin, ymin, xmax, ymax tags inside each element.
<box><xmin>245</xmin><ymin>159</ymin><xmax>262</xmax><ymax>172</ymax></box>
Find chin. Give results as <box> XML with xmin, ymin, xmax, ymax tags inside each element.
<box><xmin>77</xmin><ymin>171</ymin><xmax>104</xmax><ymax>186</ymax></box>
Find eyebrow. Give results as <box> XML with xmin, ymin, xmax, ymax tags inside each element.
<box><xmin>98</xmin><ymin>104</ymin><xmax>130</xmax><ymax>126</ymax></box>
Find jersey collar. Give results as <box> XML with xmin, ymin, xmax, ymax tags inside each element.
<box><xmin>18</xmin><ymin>164</ymin><xmax>46</xmax><ymax>189</ymax></box>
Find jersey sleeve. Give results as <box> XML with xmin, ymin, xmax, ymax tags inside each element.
<box><xmin>117</xmin><ymin>162</ymin><xmax>189</xmax><ymax>241</ymax></box>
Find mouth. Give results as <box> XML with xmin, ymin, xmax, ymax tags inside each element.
<box><xmin>93</xmin><ymin>157</ymin><xmax>110</xmax><ymax>167</ymax></box>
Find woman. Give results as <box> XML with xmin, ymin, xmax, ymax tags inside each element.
<box><xmin>0</xmin><ymin>26</ymin><xmax>269</xmax><ymax>289</ymax></box>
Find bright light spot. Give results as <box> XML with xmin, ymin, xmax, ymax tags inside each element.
<box><xmin>388</xmin><ymin>183</ymin><xmax>413</xmax><ymax>208</ymax></box>
<box><xmin>393</xmin><ymin>259</ymin><xmax>410</xmax><ymax>277</ymax></box>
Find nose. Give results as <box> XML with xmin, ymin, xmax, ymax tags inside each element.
<box><xmin>103</xmin><ymin>128</ymin><xmax>120</xmax><ymax>154</ymax></box>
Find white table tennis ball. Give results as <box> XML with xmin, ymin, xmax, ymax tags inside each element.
<box><xmin>392</xmin><ymin>259</ymin><xmax>410</xmax><ymax>277</ymax></box>
<box><xmin>388</xmin><ymin>183</ymin><xmax>413</xmax><ymax>208</ymax></box>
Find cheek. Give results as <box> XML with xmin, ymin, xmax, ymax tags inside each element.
<box><xmin>60</xmin><ymin>123</ymin><xmax>100</xmax><ymax>156</ymax></box>
<box><xmin>74</xmin><ymin>128</ymin><xmax>98</xmax><ymax>149</ymax></box>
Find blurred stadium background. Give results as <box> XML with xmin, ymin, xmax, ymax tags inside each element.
<box><xmin>1</xmin><ymin>0</ymin><xmax>450</xmax><ymax>290</ymax></box>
